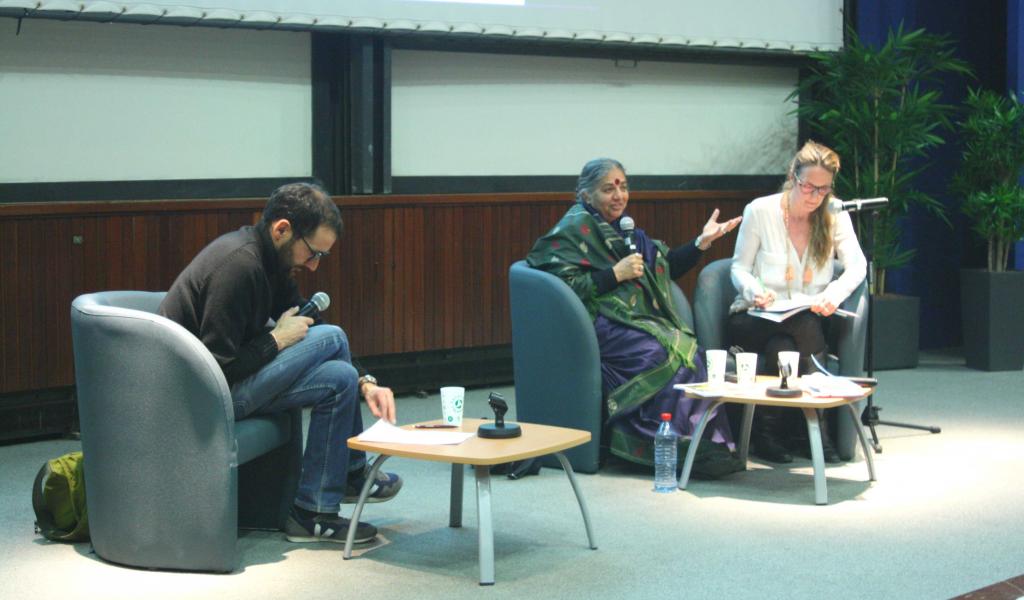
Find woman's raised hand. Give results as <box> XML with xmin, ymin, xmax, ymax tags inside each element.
<box><xmin>697</xmin><ymin>209</ymin><xmax>743</xmax><ymax>250</ymax></box>
<box><xmin>613</xmin><ymin>253</ymin><xmax>645</xmax><ymax>282</ymax></box>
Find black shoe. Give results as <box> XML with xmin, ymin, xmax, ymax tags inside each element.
<box><xmin>343</xmin><ymin>466</ymin><xmax>403</xmax><ymax>504</ymax></box>
<box><xmin>284</xmin><ymin>508</ymin><xmax>377</xmax><ymax>544</ymax></box>
<box><xmin>751</xmin><ymin>435</ymin><xmax>794</xmax><ymax>464</ymax></box>
<box><xmin>751</xmin><ymin>407</ymin><xmax>795</xmax><ymax>463</ymax></box>
<box><xmin>820</xmin><ymin>437</ymin><xmax>842</xmax><ymax>464</ymax></box>
<box><xmin>691</xmin><ymin>451</ymin><xmax>746</xmax><ymax>480</ymax></box>
<box><xmin>815</xmin><ymin>408</ymin><xmax>842</xmax><ymax>464</ymax></box>
<box><xmin>791</xmin><ymin>440</ymin><xmax>842</xmax><ymax>463</ymax></box>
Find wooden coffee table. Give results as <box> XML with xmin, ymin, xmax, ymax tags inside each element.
<box><xmin>344</xmin><ymin>418</ymin><xmax>596</xmax><ymax>585</ymax></box>
<box><xmin>679</xmin><ymin>376</ymin><xmax>877</xmax><ymax>505</ymax></box>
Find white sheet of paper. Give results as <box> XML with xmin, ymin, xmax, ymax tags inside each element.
<box><xmin>357</xmin><ymin>419</ymin><xmax>476</xmax><ymax>445</ymax></box>
<box><xmin>800</xmin><ymin>373</ymin><xmax>866</xmax><ymax>397</ymax></box>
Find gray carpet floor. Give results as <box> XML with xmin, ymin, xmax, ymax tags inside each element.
<box><xmin>2</xmin><ymin>350</ymin><xmax>1022</xmax><ymax>600</ymax></box>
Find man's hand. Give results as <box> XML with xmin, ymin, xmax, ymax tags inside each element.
<box><xmin>270</xmin><ymin>306</ymin><xmax>312</xmax><ymax>351</ymax></box>
<box><xmin>613</xmin><ymin>253</ymin><xmax>644</xmax><ymax>282</ymax></box>
<box><xmin>363</xmin><ymin>384</ymin><xmax>397</xmax><ymax>424</ymax></box>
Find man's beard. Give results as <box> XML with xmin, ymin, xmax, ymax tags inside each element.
<box><xmin>275</xmin><ymin>238</ymin><xmax>298</xmax><ymax>277</ymax></box>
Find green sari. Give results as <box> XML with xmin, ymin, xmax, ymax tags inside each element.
<box><xmin>526</xmin><ymin>202</ymin><xmax>698</xmax><ymax>426</ymax></box>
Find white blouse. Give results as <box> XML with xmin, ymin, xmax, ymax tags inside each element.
<box><xmin>730</xmin><ymin>193</ymin><xmax>867</xmax><ymax>314</ymax></box>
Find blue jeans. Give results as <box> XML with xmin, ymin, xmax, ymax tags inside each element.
<box><xmin>231</xmin><ymin>325</ymin><xmax>366</xmax><ymax>513</ymax></box>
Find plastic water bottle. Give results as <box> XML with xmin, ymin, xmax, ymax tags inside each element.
<box><xmin>653</xmin><ymin>412</ymin><xmax>677</xmax><ymax>493</ymax></box>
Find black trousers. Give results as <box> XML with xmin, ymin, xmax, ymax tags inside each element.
<box><xmin>725</xmin><ymin>310</ymin><xmax>837</xmax><ymax>375</ymax></box>
<box><xmin>725</xmin><ymin>310</ymin><xmax>839</xmax><ymax>444</ymax></box>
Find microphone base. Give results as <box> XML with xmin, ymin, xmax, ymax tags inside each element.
<box><xmin>765</xmin><ymin>387</ymin><xmax>802</xmax><ymax>398</ymax></box>
<box><xmin>478</xmin><ymin>423</ymin><xmax>522</xmax><ymax>439</ymax></box>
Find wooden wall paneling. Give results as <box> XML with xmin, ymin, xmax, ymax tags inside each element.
<box><xmin>334</xmin><ymin>207</ymin><xmax>375</xmax><ymax>357</ymax></box>
<box><xmin>0</xmin><ymin>191</ymin><xmax>766</xmax><ymax>395</ymax></box>
<box><xmin>463</xmin><ymin>205</ymin><xmax>482</xmax><ymax>348</ymax></box>
<box><xmin>380</xmin><ymin>207</ymin><xmax>398</xmax><ymax>354</ymax></box>
<box><xmin>368</xmin><ymin>207</ymin><xmax>393</xmax><ymax>355</ymax></box>
<box><xmin>49</xmin><ymin>218</ymin><xmax>65</xmax><ymax>386</ymax></box>
<box><xmin>144</xmin><ymin>214</ymin><xmax>162</xmax><ymax>292</ymax></box>
<box><xmin>27</xmin><ymin>219</ymin><xmax>48</xmax><ymax>389</ymax></box>
<box><xmin>2</xmin><ymin>220</ymin><xmax>20</xmax><ymax>391</ymax></box>
<box><xmin>438</xmin><ymin>206</ymin><xmax>453</xmax><ymax>349</ymax></box>
<box><xmin>60</xmin><ymin>217</ymin><xmax>78</xmax><ymax>385</ymax></box>
<box><xmin>104</xmin><ymin>216</ymin><xmax>123</xmax><ymax>290</ymax></box>
<box><xmin>423</xmin><ymin>206</ymin><xmax>440</xmax><ymax>351</ymax></box>
<box><xmin>488</xmin><ymin>204</ymin><xmax>509</xmax><ymax>344</ymax></box>
<box><xmin>411</xmin><ymin>207</ymin><xmax>427</xmax><ymax>352</ymax></box>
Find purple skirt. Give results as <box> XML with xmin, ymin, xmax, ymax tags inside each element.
<box><xmin>594</xmin><ymin>314</ymin><xmax>733</xmax><ymax>449</ymax></box>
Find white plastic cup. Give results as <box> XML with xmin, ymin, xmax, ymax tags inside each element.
<box><xmin>705</xmin><ymin>349</ymin><xmax>727</xmax><ymax>385</ymax></box>
<box><xmin>777</xmin><ymin>351</ymin><xmax>801</xmax><ymax>379</ymax></box>
<box><xmin>440</xmin><ymin>386</ymin><xmax>465</xmax><ymax>426</ymax></box>
<box><xmin>736</xmin><ymin>352</ymin><xmax>758</xmax><ymax>386</ymax></box>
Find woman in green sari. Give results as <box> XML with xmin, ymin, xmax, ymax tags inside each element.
<box><xmin>527</xmin><ymin>158</ymin><xmax>743</xmax><ymax>478</ymax></box>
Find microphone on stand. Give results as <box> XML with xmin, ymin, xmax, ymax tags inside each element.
<box><xmin>619</xmin><ymin>216</ymin><xmax>637</xmax><ymax>253</ymax></box>
<box><xmin>297</xmin><ymin>292</ymin><xmax>330</xmax><ymax>318</ymax></box>
<box><xmin>830</xmin><ymin>197</ymin><xmax>889</xmax><ymax>213</ymax></box>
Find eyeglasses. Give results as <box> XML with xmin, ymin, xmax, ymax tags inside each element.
<box><xmin>794</xmin><ymin>174</ymin><xmax>832</xmax><ymax>197</ymax></box>
<box><xmin>300</xmin><ymin>236</ymin><xmax>330</xmax><ymax>263</ymax></box>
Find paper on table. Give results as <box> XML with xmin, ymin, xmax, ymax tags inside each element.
<box><xmin>357</xmin><ymin>419</ymin><xmax>476</xmax><ymax>445</ymax></box>
<box><xmin>800</xmin><ymin>373</ymin><xmax>866</xmax><ymax>398</ymax></box>
<box><xmin>674</xmin><ymin>381</ymin><xmax>769</xmax><ymax>399</ymax></box>
<box><xmin>748</xmin><ymin>298</ymin><xmax>856</xmax><ymax>322</ymax></box>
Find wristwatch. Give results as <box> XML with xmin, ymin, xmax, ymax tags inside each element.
<box><xmin>358</xmin><ymin>374</ymin><xmax>378</xmax><ymax>395</ymax></box>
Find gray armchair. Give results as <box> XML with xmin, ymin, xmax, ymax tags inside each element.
<box><xmin>70</xmin><ymin>291</ymin><xmax>302</xmax><ymax>572</ymax></box>
<box><xmin>692</xmin><ymin>258</ymin><xmax>869</xmax><ymax>459</ymax></box>
<box><xmin>508</xmin><ymin>260</ymin><xmax>693</xmax><ymax>473</ymax></box>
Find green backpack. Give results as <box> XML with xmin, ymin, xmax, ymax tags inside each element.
<box><xmin>32</xmin><ymin>451</ymin><xmax>90</xmax><ymax>542</ymax></box>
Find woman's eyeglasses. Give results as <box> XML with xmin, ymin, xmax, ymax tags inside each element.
<box><xmin>794</xmin><ymin>174</ymin><xmax>832</xmax><ymax>197</ymax></box>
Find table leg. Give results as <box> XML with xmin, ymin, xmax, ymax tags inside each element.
<box><xmin>739</xmin><ymin>404</ymin><xmax>754</xmax><ymax>467</ymax></box>
<box><xmin>554</xmin><ymin>452</ymin><xmax>597</xmax><ymax>550</ymax></box>
<box><xmin>474</xmin><ymin>465</ymin><xmax>495</xmax><ymax>586</ymax></box>
<box><xmin>802</xmin><ymin>407</ymin><xmax>828</xmax><ymax>505</ymax></box>
<box><xmin>678</xmin><ymin>400</ymin><xmax>723</xmax><ymax>490</ymax></box>
<box><xmin>450</xmin><ymin>463</ymin><xmax>464</xmax><ymax>528</ymax></box>
<box><xmin>344</xmin><ymin>454</ymin><xmax>390</xmax><ymax>559</ymax></box>
<box><xmin>846</xmin><ymin>403</ymin><xmax>877</xmax><ymax>482</ymax></box>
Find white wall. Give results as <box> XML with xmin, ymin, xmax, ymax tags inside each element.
<box><xmin>0</xmin><ymin>19</ymin><xmax>311</xmax><ymax>184</ymax></box>
<box><xmin>391</xmin><ymin>50</ymin><xmax>798</xmax><ymax>176</ymax></box>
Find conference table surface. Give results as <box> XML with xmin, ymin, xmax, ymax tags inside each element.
<box><xmin>679</xmin><ymin>375</ymin><xmax>877</xmax><ymax>505</ymax></box>
<box><xmin>345</xmin><ymin>418</ymin><xmax>596</xmax><ymax>585</ymax></box>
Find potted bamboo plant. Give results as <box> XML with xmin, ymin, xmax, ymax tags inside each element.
<box><xmin>953</xmin><ymin>89</ymin><xmax>1024</xmax><ymax>371</ymax></box>
<box><xmin>790</xmin><ymin>25</ymin><xmax>972</xmax><ymax>369</ymax></box>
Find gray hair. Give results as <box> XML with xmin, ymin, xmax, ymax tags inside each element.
<box><xmin>575</xmin><ymin>158</ymin><xmax>626</xmax><ymax>204</ymax></box>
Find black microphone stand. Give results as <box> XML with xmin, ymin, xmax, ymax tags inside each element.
<box><xmin>857</xmin><ymin>208</ymin><xmax>941</xmax><ymax>453</ymax></box>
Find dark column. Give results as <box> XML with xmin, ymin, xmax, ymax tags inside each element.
<box><xmin>311</xmin><ymin>33</ymin><xmax>391</xmax><ymax>195</ymax></box>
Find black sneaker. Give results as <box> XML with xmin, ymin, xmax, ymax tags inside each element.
<box><xmin>343</xmin><ymin>467</ymin><xmax>403</xmax><ymax>504</ymax></box>
<box><xmin>284</xmin><ymin>510</ymin><xmax>377</xmax><ymax>544</ymax></box>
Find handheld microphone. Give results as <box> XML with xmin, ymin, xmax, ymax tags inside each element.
<box><xmin>619</xmin><ymin>216</ymin><xmax>637</xmax><ymax>253</ymax></box>
<box><xmin>297</xmin><ymin>292</ymin><xmax>330</xmax><ymax>318</ymax></box>
<box><xmin>831</xmin><ymin>197</ymin><xmax>889</xmax><ymax>213</ymax></box>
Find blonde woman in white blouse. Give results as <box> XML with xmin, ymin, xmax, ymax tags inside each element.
<box><xmin>726</xmin><ymin>140</ymin><xmax>867</xmax><ymax>464</ymax></box>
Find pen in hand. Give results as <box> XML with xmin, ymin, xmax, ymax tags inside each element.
<box><xmin>414</xmin><ymin>424</ymin><xmax>458</xmax><ymax>429</ymax></box>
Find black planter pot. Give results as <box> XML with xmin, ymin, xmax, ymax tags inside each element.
<box><xmin>960</xmin><ymin>269</ymin><xmax>1024</xmax><ymax>371</ymax></box>
<box><xmin>869</xmin><ymin>294</ymin><xmax>920</xmax><ymax>370</ymax></box>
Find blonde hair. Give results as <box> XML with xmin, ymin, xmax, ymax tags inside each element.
<box><xmin>781</xmin><ymin>140</ymin><xmax>840</xmax><ymax>269</ymax></box>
